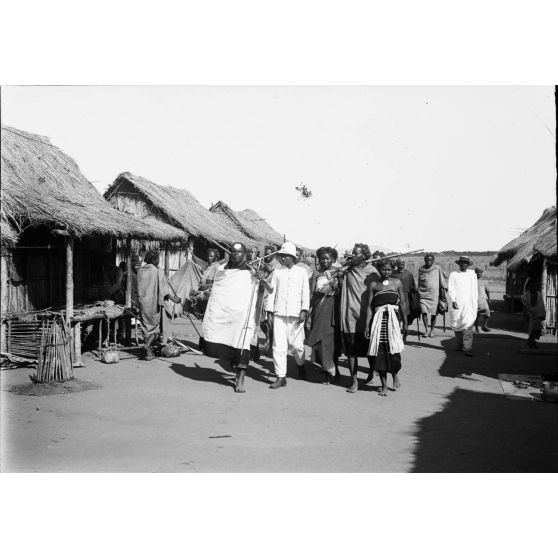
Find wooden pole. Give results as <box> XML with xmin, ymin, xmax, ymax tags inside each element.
<box><xmin>187</xmin><ymin>238</ymin><xmax>195</xmax><ymax>261</ymax></box>
<box><xmin>164</xmin><ymin>242</ymin><xmax>170</xmax><ymax>277</ymax></box>
<box><xmin>66</xmin><ymin>236</ymin><xmax>82</xmax><ymax>367</ymax></box>
<box><xmin>541</xmin><ymin>260</ymin><xmax>548</xmax><ymax>333</ymax></box>
<box><xmin>0</xmin><ymin>249</ymin><xmax>8</xmax><ymax>353</ymax></box>
<box><xmin>125</xmin><ymin>237</ymin><xmax>133</xmax><ymax>344</ymax></box>
<box><xmin>125</xmin><ymin>238</ymin><xmax>132</xmax><ymax>307</ymax></box>
<box><xmin>65</xmin><ymin>237</ymin><xmax>74</xmax><ymax>325</ymax></box>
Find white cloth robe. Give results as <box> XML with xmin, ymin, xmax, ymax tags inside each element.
<box><xmin>447</xmin><ymin>269</ymin><xmax>478</xmax><ymax>331</ymax></box>
<box><xmin>202</xmin><ymin>264</ymin><xmax>258</xmax><ymax>350</ymax></box>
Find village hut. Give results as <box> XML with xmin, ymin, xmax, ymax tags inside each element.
<box><xmin>209</xmin><ymin>201</ymin><xmax>313</xmax><ymax>257</ymax></box>
<box><xmin>104</xmin><ymin>172</ymin><xmax>258</xmax><ymax>275</ymax></box>
<box><xmin>1</xmin><ymin>125</ymin><xmax>186</xmax><ymax>356</ymax></box>
<box><xmin>491</xmin><ymin>206</ymin><xmax>557</xmax><ymax>333</ymax></box>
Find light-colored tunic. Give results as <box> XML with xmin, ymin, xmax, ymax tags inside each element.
<box><xmin>477</xmin><ymin>278</ymin><xmax>490</xmax><ymax>312</ymax></box>
<box><xmin>418</xmin><ymin>265</ymin><xmax>447</xmax><ymax>315</ymax></box>
<box><xmin>202</xmin><ymin>264</ymin><xmax>258</xmax><ymax>350</ymax></box>
<box><xmin>137</xmin><ymin>264</ymin><xmax>170</xmax><ymax>335</ymax></box>
<box><xmin>448</xmin><ymin>269</ymin><xmax>478</xmax><ymax>331</ymax></box>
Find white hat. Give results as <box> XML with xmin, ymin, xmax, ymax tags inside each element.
<box><xmin>277</xmin><ymin>241</ymin><xmax>298</xmax><ymax>260</ymax></box>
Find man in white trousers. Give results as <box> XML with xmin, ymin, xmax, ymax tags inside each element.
<box><xmin>448</xmin><ymin>256</ymin><xmax>478</xmax><ymax>357</ymax></box>
<box><xmin>264</xmin><ymin>241</ymin><xmax>310</xmax><ymax>389</ymax></box>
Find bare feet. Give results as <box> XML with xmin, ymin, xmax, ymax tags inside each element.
<box><xmin>428</xmin><ymin>330</ymin><xmax>435</xmax><ymax>338</ymax></box>
<box><xmin>234</xmin><ymin>370</ymin><xmax>246</xmax><ymax>393</ymax></box>
<box><xmin>392</xmin><ymin>374</ymin><xmax>401</xmax><ymax>391</ymax></box>
<box><xmin>378</xmin><ymin>386</ymin><xmax>388</xmax><ymax>396</ymax></box>
<box><xmin>346</xmin><ymin>376</ymin><xmax>359</xmax><ymax>393</ymax></box>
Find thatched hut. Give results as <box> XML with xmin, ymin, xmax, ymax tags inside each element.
<box><xmin>104</xmin><ymin>172</ymin><xmax>258</xmax><ymax>273</ymax></box>
<box><xmin>491</xmin><ymin>206</ymin><xmax>557</xmax><ymax>333</ymax></box>
<box><xmin>1</xmin><ymin>125</ymin><xmax>186</xmax><ymax>355</ymax></box>
<box><xmin>209</xmin><ymin>201</ymin><xmax>313</xmax><ymax>256</ymax></box>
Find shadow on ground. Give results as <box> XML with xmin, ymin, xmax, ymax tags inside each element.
<box><xmin>437</xmin><ymin>335</ymin><xmax>557</xmax><ymax>381</ymax></box>
<box><xmin>412</xmin><ymin>387</ymin><xmax>558</xmax><ymax>472</ymax></box>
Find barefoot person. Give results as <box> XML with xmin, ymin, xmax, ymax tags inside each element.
<box><xmin>448</xmin><ymin>256</ymin><xmax>478</xmax><ymax>357</ymax></box>
<box><xmin>418</xmin><ymin>253</ymin><xmax>447</xmax><ymax>337</ymax></box>
<box><xmin>521</xmin><ymin>280</ymin><xmax>546</xmax><ymax>349</ymax></box>
<box><xmin>392</xmin><ymin>258</ymin><xmax>416</xmax><ymax>341</ymax></box>
<box><xmin>474</xmin><ymin>267</ymin><xmax>491</xmax><ymax>332</ymax></box>
<box><xmin>306</xmin><ymin>247</ymin><xmax>341</xmax><ymax>385</ymax></box>
<box><xmin>201</xmin><ymin>243</ymin><xmax>259</xmax><ymax>393</ymax></box>
<box><xmin>137</xmin><ymin>249</ymin><xmax>181</xmax><ymax>360</ymax></box>
<box><xmin>255</xmin><ymin>245</ymin><xmax>282</xmax><ymax>353</ymax></box>
<box><xmin>365</xmin><ymin>260</ymin><xmax>408</xmax><ymax>396</ymax></box>
<box><xmin>339</xmin><ymin>243</ymin><xmax>380</xmax><ymax>393</ymax></box>
<box><xmin>264</xmin><ymin>241</ymin><xmax>310</xmax><ymax>389</ymax></box>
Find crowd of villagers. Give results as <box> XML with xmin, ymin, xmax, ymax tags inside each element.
<box><xmin>129</xmin><ymin>240</ymin><xmax>503</xmax><ymax>395</ymax></box>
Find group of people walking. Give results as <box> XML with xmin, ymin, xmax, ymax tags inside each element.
<box><xmin>133</xmin><ymin>242</ymin><xmax>495</xmax><ymax>394</ymax></box>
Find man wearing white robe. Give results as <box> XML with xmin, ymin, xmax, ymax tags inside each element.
<box><xmin>448</xmin><ymin>256</ymin><xmax>478</xmax><ymax>356</ymax></box>
<box><xmin>201</xmin><ymin>243</ymin><xmax>258</xmax><ymax>393</ymax></box>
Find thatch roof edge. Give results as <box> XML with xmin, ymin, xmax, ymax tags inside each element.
<box><xmin>491</xmin><ymin>206</ymin><xmax>557</xmax><ymax>268</ymax></box>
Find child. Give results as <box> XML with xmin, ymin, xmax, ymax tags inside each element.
<box><xmin>474</xmin><ymin>267</ymin><xmax>491</xmax><ymax>332</ymax></box>
<box><xmin>521</xmin><ymin>280</ymin><xmax>546</xmax><ymax>349</ymax></box>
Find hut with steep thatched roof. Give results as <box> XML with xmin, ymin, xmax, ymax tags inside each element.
<box><xmin>491</xmin><ymin>206</ymin><xmax>557</xmax><ymax>333</ymax></box>
<box><xmin>209</xmin><ymin>201</ymin><xmax>313</xmax><ymax>257</ymax></box>
<box><xmin>1</xmin><ymin>125</ymin><xmax>186</xmax><ymax>354</ymax></box>
<box><xmin>104</xmin><ymin>172</ymin><xmax>258</xmax><ymax>275</ymax></box>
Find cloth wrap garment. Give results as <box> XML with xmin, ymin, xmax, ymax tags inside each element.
<box><xmin>448</xmin><ymin>269</ymin><xmax>478</xmax><ymax>331</ymax></box>
<box><xmin>137</xmin><ymin>264</ymin><xmax>171</xmax><ymax>338</ymax></box>
<box><xmin>306</xmin><ymin>270</ymin><xmax>341</xmax><ymax>374</ymax></box>
<box><xmin>418</xmin><ymin>265</ymin><xmax>447</xmax><ymax>315</ymax></box>
<box><xmin>521</xmin><ymin>291</ymin><xmax>546</xmax><ymax>338</ymax></box>
<box><xmin>367</xmin><ymin>289</ymin><xmax>403</xmax><ymax>373</ymax></box>
<box><xmin>339</xmin><ymin>263</ymin><xmax>379</xmax><ymax>356</ymax></box>
<box><xmin>201</xmin><ymin>263</ymin><xmax>258</xmax><ymax>369</ymax></box>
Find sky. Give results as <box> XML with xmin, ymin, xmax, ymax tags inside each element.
<box><xmin>1</xmin><ymin>85</ymin><xmax>555</xmax><ymax>254</ymax></box>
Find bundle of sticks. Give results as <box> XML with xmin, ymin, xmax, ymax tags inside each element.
<box><xmin>6</xmin><ymin>319</ymin><xmax>43</xmax><ymax>360</ymax></box>
<box><xmin>33</xmin><ymin>317</ymin><xmax>74</xmax><ymax>383</ymax></box>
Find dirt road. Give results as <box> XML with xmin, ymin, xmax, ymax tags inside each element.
<box><xmin>2</xmin><ymin>302</ymin><xmax>557</xmax><ymax>472</ymax></box>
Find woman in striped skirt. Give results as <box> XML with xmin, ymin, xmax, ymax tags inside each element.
<box><xmin>365</xmin><ymin>260</ymin><xmax>408</xmax><ymax>396</ymax></box>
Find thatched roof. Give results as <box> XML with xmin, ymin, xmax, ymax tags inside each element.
<box><xmin>210</xmin><ymin>201</ymin><xmax>286</xmax><ymax>245</ymax></box>
<box><xmin>492</xmin><ymin>206</ymin><xmax>557</xmax><ymax>270</ymax></box>
<box><xmin>1</xmin><ymin>217</ymin><xmax>19</xmax><ymax>247</ymax></box>
<box><xmin>237</xmin><ymin>208</ymin><xmax>286</xmax><ymax>246</ymax></box>
<box><xmin>105</xmin><ymin>172</ymin><xmax>257</xmax><ymax>248</ymax></box>
<box><xmin>1</xmin><ymin>125</ymin><xmax>186</xmax><ymax>243</ymax></box>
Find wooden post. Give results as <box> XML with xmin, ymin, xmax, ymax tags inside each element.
<box><xmin>125</xmin><ymin>237</ymin><xmax>133</xmax><ymax>344</ymax></box>
<box><xmin>0</xmin><ymin>249</ymin><xmax>8</xmax><ymax>353</ymax></box>
<box><xmin>541</xmin><ymin>260</ymin><xmax>548</xmax><ymax>334</ymax></box>
<box><xmin>178</xmin><ymin>243</ymin><xmax>186</xmax><ymax>269</ymax></box>
<box><xmin>65</xmin><ymin>237</ymin><xmax>74</xmax><ymax>324</ymax></box>
<box><xmin>65</xmin><ymin>236</ymin><xmax>82</xmax><ymax>367</ymax></box>
<box><xmin>164</xmin><ymin>242</ymin><xmax>170</xmax><ymax>277</ymax></box>
<box><xmin>187</xmin><ymin>238</ymin><xmax>195</xmax><ymax>261</ymax></box>
<box><xmin>125</xmin><ymin>238</ymin><xmax>132</xmax><ymax>307</ymax></box>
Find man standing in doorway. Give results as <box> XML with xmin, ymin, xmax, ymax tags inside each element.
<box><xmin>264</xmin><ymin>241</ymin><xmax>310</xmax><ymax>389</ymax></box>
<box><xmin>448</xmin><ymin>256</ymin><xmax>478</xmax><ymax>357</ymax></box>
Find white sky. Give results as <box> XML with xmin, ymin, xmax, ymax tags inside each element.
<box><xmin>2</xmin><ymin>85</ymin><xmax>555</xmax><ymax>253</ymax></box>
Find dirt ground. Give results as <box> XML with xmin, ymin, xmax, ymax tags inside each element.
<box><xmin>1</xmin><ymin>299</ymin><xmax>557</xmax><ymax>472</ymax></box>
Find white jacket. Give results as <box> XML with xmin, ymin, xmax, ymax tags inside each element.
<box><xmin>264</xmin><ymin>265</ymin><xmax>310</xmax><ymax>317</ymax></box>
